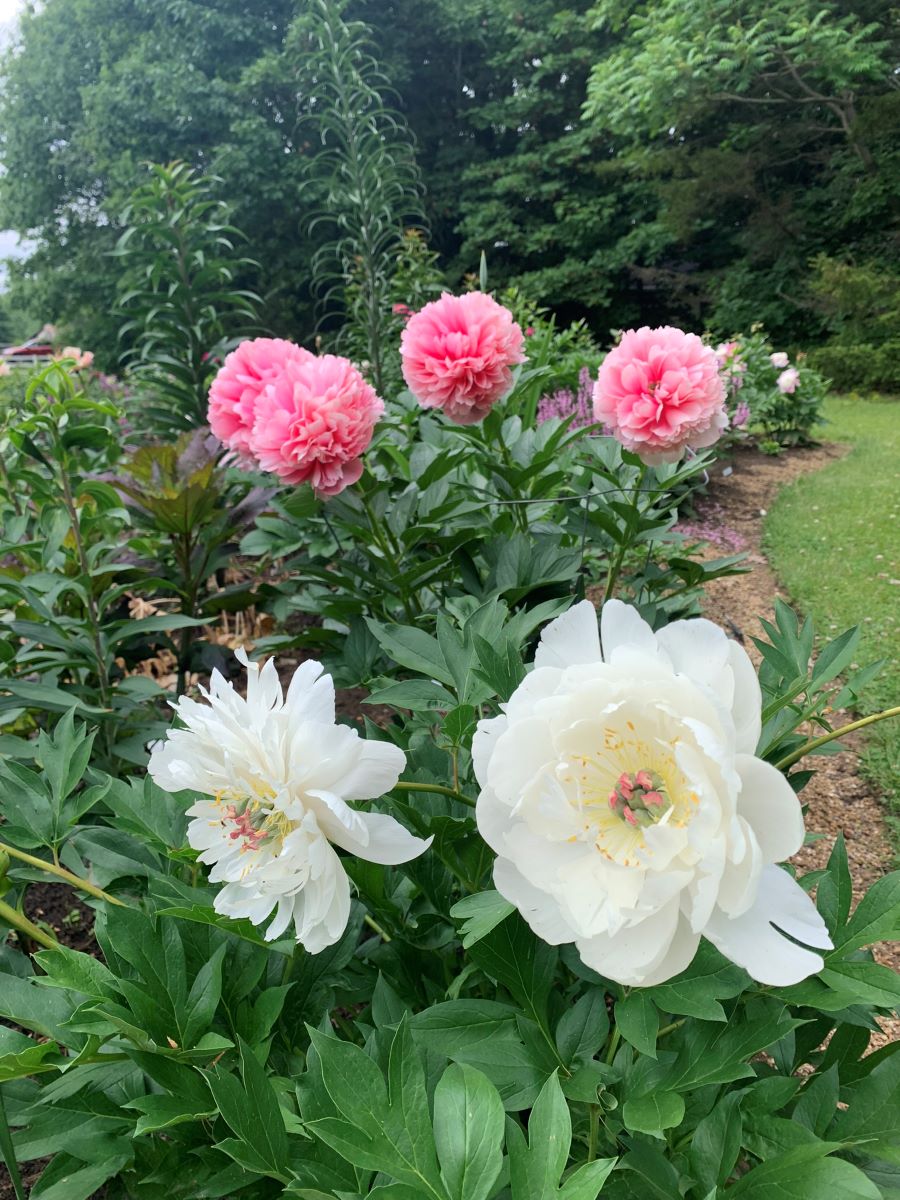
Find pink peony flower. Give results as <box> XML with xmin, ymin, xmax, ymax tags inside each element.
<box><xmin>400</xmin><ymin>291</ymin><xmax>525</xmax><ymax>425</ymax></box>
<box><xmin>208</xmin><ymin>338</ymin><xmax>312</xmax><ymax>456</ymax></box>
<box><xmin>770</xmin><ymin>352</ymin><xmax>789</xmax><ymax>369</ymax></box>
<box><xmin>715</xmin><ymin>340</ymin><xmax>739</xmax><ymax>365</ymax></box>
<box><xmin>392</xmin><ymin>303</ymin><xmax>411</xmax><ymax>316</ymax></box>
<box><xmin>777</xmin><ymin>367</ymin><xmax>800</xmax><ymax>394</ymax></box>
<box><xmin>57</xmin><ymin>346</ymin><xmax>94</xmax><ymax>370</ymax></box>
<box><xmin>593</xmin><ymin>326</ymin><xmax>727</xmax><ymax>464</ymax></box>
<box><xmin>249</xmin><ymin>354</ymin><xmax>383</xmax><ymax>497</ymax></box>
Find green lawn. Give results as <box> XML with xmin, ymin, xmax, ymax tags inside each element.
<box><xmin>764</xmin><ymin>393</ymin><xmax>900</xmax><ymax>851</ymax></box>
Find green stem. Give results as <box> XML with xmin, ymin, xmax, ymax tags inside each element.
<box><xmin>393</xmin><ymin>781</ymin><xmax>475</xmax><ymax>809</ymax></box>
<box><xmin>657</xmin><ymin>1019</ymin><xmax>686</xmax><ymax>1039</ymax></box>
<box><xmin>587</xmin><ymin>1103</ymin><xmax>600</xmax><ymax>1163</ymax></box>
<box><xmin>363</xmin><ymin>912</ymin><xmax>392</xmax><ymax>942</ymax></box>
<box><xmin>602</xmin><ymin>465</ymin><xmax>647</xmax><ymax>603</ymax></box>
<box><xmin>0</xmin><ymin>455</ymin><xmax>22</xmax><ymax>520</ymax></box>
<box><xmin>604</xmin><ymin>1026</ymin><xmax>621</xmax><ymax>1066</ymax></box>
<box><xmin>0</xmin><ymin>1089</ymin><xmax>25</xmax><ymax>1200</ymax></box>
<box><xmin>774</xmin><ymin>706</ymin><xmax>900</xmax><ymax>772</ymax></box>
<box><xmin>0</xmin><ymin>840</ymin><xmax>126</xmax><ymax>906</ymax></box>
<box><xmin>0</xmin><ymin>898</ymin><xmax>58</xmax><ymax>950</ymax></box>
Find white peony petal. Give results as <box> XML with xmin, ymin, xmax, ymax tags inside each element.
<box><xmin>285</xmin><ymin>659</ymin><xmax>335</xmax><ymax>725</ymax></box>
<box><xmin>636</xmin><ymin>915</ymin><xmax>701</xmax><ymax>987</ymax></box>
<box><xmin>483</xmin><ymin>716</ymin><xmax>555</xmax><ymax>804</ymax></box>
<box><xmin>472</xmin><ymin>714</ymin><xmax>507</xmax><ymax>789</ymax></box>
<box><xmin>323</xmin><ymin>738</ymin><xmax>407</xmax><ymax>802</ymax></box>
<box><xmin>703</xmin><ymin>864</ymin><xmax>831</xmax><ymax>985</ymax></box>
<box><xmin>576</xmin><ymin>903</ymin><xmax>681</xmax><ymax>986</ymax></box>
<box><xmin>736</xmin><ymin>754</ymin><xmax>805</xmax><ymax>862</ymax></box>
<box><xmin>533</xmin><ymin>600</ymin><xmax>602</xmax><ymax>670</ymax></box>
<box><xmin>327</xmin><ymin>810</ymin><xmax>432</xmax><ymax>866</ymax></box>
<box><xmin>726</xmin><ymin>641</ymin><xmax>762</xmax><ymax>754</ymax></box>
<box><xmin>716</xmin><ymin>818</ymin><xmax>764</xmax><ymax>917</ymax></box>
<box><xmin>599</xmin><ymin>598</ymin><xmax>658</xmax><ymax>663</ymax></box>
<box><xmin>493</xmin><ymin>857</ymin><xmax>575</xmax><ymax>945</ymax></box>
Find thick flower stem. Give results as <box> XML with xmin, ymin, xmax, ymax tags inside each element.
<box><xmin>587</xmin><ymin>1104</ymin><xmax>600</xmax><ymax>1163</ymax></box>
<box><xmin>393</xmin><ymin>781</ymin><xmax>476</xmax><ymax>809</ymax></box>
<box><xmin>602</xmin><ymin>465</ymin><xmax>647</xmax><ymax>603</ymax></box>
<box><xmin>774</xmin><ymin>705</ymin><xmax>900</xmax><ymax>772</ymax></box>
<box><xmin>0</xmin><ymin>840</ymin><xmax>126</xmax><ymax>907</ymax></box>
<box><xmin>363</xmin><ymin>913</ymin><xmax>392</xmax><ymax>942</ymax></box>
<box><xmin>0</xmin><ymin>898</ymin><xmax>58</xmax><ymax>950</ymax></box>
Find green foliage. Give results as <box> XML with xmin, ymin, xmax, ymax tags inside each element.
<box><xmin>293</xmin><ymin>0</ymin><xmax>427</xmax><ymax>395</ymax></box>
<box><xmin>115</xmin><ymin>161</ymin><xmax>263</xmax><ymax>436</ymax></box>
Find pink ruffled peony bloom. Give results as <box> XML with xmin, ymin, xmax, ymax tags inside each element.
<box><xmin>57</xmin><ymin>346</ymin><xmax>94</xmax><ymax>370</ymax></box>
<box><xmin>400</xmin><ymin>291</ymin><xmax>526</xmax><ymax>425</ymax></box>
<box><xmin>593</xmin><ymin>326</ymin><xmax>727</xmax><ymax>464</ymax></box>
<box><xmin>208</xmin><ymin>338</ymin><xmax>312</xmax><ymax>456</ymax></box>
<box><xmin>777</xmin><ymin>367</ymin><xmax>800</xmax><ymax>394</ymax></box>
<box><xmin>249</xmin><ymin>354</ymin><xmax>383</xmax><ymax>497</ymax></box>
<box><xmin>770</xmin><ymin>352</ymin><xmax>789</xmax><ymax>369</ymax></box>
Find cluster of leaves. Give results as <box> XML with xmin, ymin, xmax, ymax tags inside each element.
<box><xmin>115</xmin><ymin>161</ymin><xmax>263</xmax><ymax>437</ymax></box>
<box><xmin>241</xmin><ymin>385</ymin><xmax>744</xmax><ymax>685</ymax></box>
<box><xmin>293</xmin><ymin>0</ymin><xmax>428</xmax><ymax>395</ymax></box>
<box><xmin>0</xmin><ymin>595</ymin><xmax>897</xmax><ymax>1198</ymax></box>
<box><xmin>0</xmin><ymin>363</ymin><xmax>267</xmax><ymax>768</ymax></box>
<box><xmin>717</xmin><ymin>330</ymin><xmax>828</xmax><ymax>448</ymax></box>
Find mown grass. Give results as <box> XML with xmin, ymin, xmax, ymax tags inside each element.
<box><xmin>764</xmin><ymin>393</ymin><xmax>900</xmax><ymax>855</ymax></box>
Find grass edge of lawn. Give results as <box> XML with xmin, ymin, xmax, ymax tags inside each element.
<box><xmin>763</xmin><ymin>392</ymin><xmax>900</xmax><ymax>863</ymax></box>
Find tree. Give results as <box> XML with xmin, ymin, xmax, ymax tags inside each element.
<box><xmin>581</xmin><ymin>0</ymin><xmax>900</xmax><ymax>337</ymax></box>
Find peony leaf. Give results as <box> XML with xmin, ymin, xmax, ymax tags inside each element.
<box><xmin>622</xmin><ymin>1090</ymin><xmax>685</xmax><ymax>1137</ymax></box>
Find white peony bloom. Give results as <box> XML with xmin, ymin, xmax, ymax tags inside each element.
<box><xmin>473</xmin><ymin>600</ymin><xmax>832</xmax><ymax>987</ymax></box>
<box><xmin>769</xmin><ymin>352</ymin><xmax>790</xmax><ymax>369</ymax></box>
<box><xmin>149</xmin><ymin>649</ymin><xmax>430</xmax><ymax>952</ymax></box>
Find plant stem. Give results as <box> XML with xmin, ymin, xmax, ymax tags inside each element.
<box><xmin>0</xmin><ymin>898</ymin><xmax>58</xmax><ymax>950</ymax></box>
<box><xmin>0</xmin><ymin>840</ymin><xmax>126</xmax><ymax>906</ymax></box>
<box><xmin>393</xmin><ymin>781</ymin><xmax>475</xmax><ymax>809</ymax></box>
<box><xmin>587</xmin><ymin>1103</ymin><xmax>600</xmax><ymax>1163</ymax></box>
<box><xmin>604</xmin><ymin>1026</ymin><xmax>621</xmax><ymax>1066</ymax></box>
<box><xmin>0</xmin><ymin>1090</ymin><xmax>25</xmax><ymax>1200</ymax></box>
<box><xmin>363</xmin><ymin>912</ymin><xmax>392</xmax><ymax>942</ymax></box>
<box><xmin>602</xmin><ymin>465</ymin><xmax>647</xmax><ymax>603</ymax></box>
<box><xmin>657</xmin><ymin>1019</ymin><xmax>686</xmax><ymax>1039</ymax></box>
<box><xmin>774</xmin><ymin>706</ymin><xmax>900</xmax><ymax>771</ymax></box>
<box><xmin>57</xmin><ymin>460</ymin><xmax>111</xmax><ymax>707</ymax></box>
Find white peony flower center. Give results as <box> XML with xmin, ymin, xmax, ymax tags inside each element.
<box><xmin>558</xmin><ymin>719</ymin><xmax>698</xmax><ymax>869</ymax></box>
<box><xmin>212</xmin><ymin>785</ymin><xmax>293</xmax><ymax>857</ymax></box>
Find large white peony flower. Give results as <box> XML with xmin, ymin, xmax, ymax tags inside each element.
<box><xmin>149</xmin><ymin>649</ymin><xmax>430</xmax><ymax>952</ymax></box>
<box><xmin>473</xmin><ymin>600</ymin><xmax>832</xmax><ymax>986</ymax></box>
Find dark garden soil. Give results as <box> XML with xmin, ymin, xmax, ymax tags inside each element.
<box><xmin>692</xmin><ymin>442</ymin><xmax>899</xmax><ymax>1046</ymax></box>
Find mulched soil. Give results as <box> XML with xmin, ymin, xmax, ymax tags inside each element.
<box><xmin>695</xmin><ymin>442</ymin><xmax>899</xmax><ymax>1044</ymax></box>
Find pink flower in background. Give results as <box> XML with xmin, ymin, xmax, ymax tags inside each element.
<box><xmin>392</xmin><ymin>303</ymin><xmax>411</xmax><ymax>317</ymax></box>
<box><xmin>525</xmin><ymin>326</ymin><xmax>536</xmax><ymax>337</ymax></box>
<box><xmin>715</xmin><ymin>340</ymin><xmax>739</xmax><ymax>365</ymax></box>
<box><xmin>732</xmin><ymin>401</ymin><xmax>751</xmax><ymax>429</ymax></box>
<box><xmin>537</xmin><ymin>367</ymin><xmax>602</xmax><ymax>431</ymax></box>
<box><xmin>593</xmin><ymin>326</ymin><xmax>727</xmax><ymax>464</ymax></box>
<box><xmin>57</xmin><ymin>346</ymin><xmax>94</xmax><ymax>370</ymax></box>
<box><xmin>400</xmin><ymin>291</ymin><xmax>525</xmax><ymax>425</ymax></box>
<box><xmin>770</xmin><ymin>352</ymin><xmax>790</xmax><ymax>369</ymax></box>
<box><xmin>777</xmin><ymin>367</ymin><xmax>800</xmax><ymax>394</ymax></box>
<box><xmin>249</xmin><ymin>354</ymin><xmax>383</xmax><ymax>497</ymax></box>
<box><xmin>208</xmin><ymin>338</ymin><xmax>312</xmax><ymax>456</ymax></box>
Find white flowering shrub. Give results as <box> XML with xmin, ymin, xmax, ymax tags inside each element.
<box><xmin>0</xmin><ymin>322</ymin><xmax>897</xmax><ymax>1200</ymax></box>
